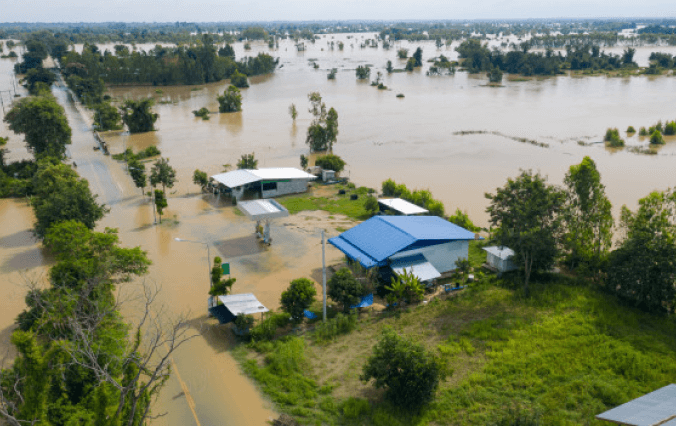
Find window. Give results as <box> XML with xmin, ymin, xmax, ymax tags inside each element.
<box><xmin>262</xmin><ymin>181</ymin><xmax>277</xmax><ymax>191</ymax></box>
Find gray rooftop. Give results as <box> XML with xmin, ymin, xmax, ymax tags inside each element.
<box><xmin>217</xmin><ymin>293</ymin><xmax>269</xmax><ymax>316</ymax></box>
<box><xmin>211</xmin><ymin>168</ymin><xmax>316</xmax><ymax>189</ymax></box>
<box><xmin>596</xmin><ymin>384</ymin><xmax>676</xmax><ymax>425</ymax></box>
<box><xmin>237</xmin><ymin>199</ymin><xmax>290</xmax><ymax>221</ymax></box>
<box><xmin>483</xmin><ymin>246</ymin><xmax>515</xmax><ymax>260</ymax></box>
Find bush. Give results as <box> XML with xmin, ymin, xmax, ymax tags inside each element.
<box><xmin>356</xmin><ymin>65</ymin><xmax>371</xmax><ymax>80</ymax></box>
<box><xmin>650</xmin><ymin>130</ymin><xmax>665</xmax><ymax>145</ymax></box>
<box><xmin>192</xmin><ymin>107</ymin><xmax>210</xmax><ymax>120</ymax></box>
<box><xmin>280</xmin><ymin>278</ymin><xmax>317</xmax><ymax>322</ymax></box>
<box><xmin>313</xmin><ymin>312</ymin><xmax>358</xmax><ymax>342</ymax></box>
<box><xmin>234</xmin><ymin>314</ymin><xmax>254</xmax><ymax>330</ymax></box>
<box><xmin>603</xmin><ymin>128</ymin><xmax>625</xmax><ymax>147</ymax></box>
<box><xmin>364</xmin><ymin>195</ymin><xmax>379</xmax><ymax>215</ymax></box>
<box><xmin>218</xmin><ymin>85</ymin><xmax>242</xmax><ymax>113</ymax></box>
<box><xmin>193</xmin><ymin>169</ymin><xmax>208</xmax><ymax>189</ymax></box>
<box><xmin>664</xmin><ymin>121</ymin><xmax>676</xmax><ymax>135</ymax></box>
<box><xmin>626</xmin><ymin>126</ymin><xmax>636</xmax><ymax>133</ymax></box>
<box><xmin>230</xmin><ymin>70</ymin><xmax>249</xmax><ymax>88</ymax></box>
<box><xmin>448</xmin><ymin>208</ymin><xmax>480</xmax><ymax>232</ymax></box>
<box><xmin>397</xmin><ymin>48</ymin><xmax>408</xmax><ymax>59</ymax></box>
<box><xmin>405</xmin><ymin>57</ymin><xmax>416</xmax><ymax>72</ymax></box>
<box><xmin>249</xmin><ymin>312</ymin><xmax>291</xmax><ymax>341</ymax></box>
<box><xmin>341</xmin><ymin>397</ymin><xmax>371</xmax><ymax>419</ymax></box>
<box><xmin>639</xmin><ymin>127</ymin><xmax>649</xmax><ymax>136</ymax></box>
<box><xmin>314</xmin><ymin>154</ymin><xmax>346</xmax><ymax>174</ymax></box>
<box><xmin>327</xmin><ymin>68</ymin><xmax>337</xmax><ymax>80</ymax></box>
<box><xmin>382</xmin><ymin>179</ymin><xmax>396</xmax><ymax>196</ymax></box>
<box><xmin>361</xmin><ymin>328</ymin><xmax>443</xmax><ymax>410</ymax></box>
<box><xmin>328</xmin><ymin>267</ymin><xmax>365</xmax><ymax>312</ymax></box>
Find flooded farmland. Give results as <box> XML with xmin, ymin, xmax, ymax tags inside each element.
<box><xmin>1</xmin><ymin>33</ymin><xmax>676</xmax><ymax>425</ymax></box>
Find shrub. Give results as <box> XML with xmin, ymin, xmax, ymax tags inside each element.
<box><xmin>192</xmin><ymin>107</ymin><xmax>210</xmax><ymax>120</ymax></box>
<box><xmin>397</xmin><ymin>48</ymin><xmax>408</xmax><ymax>59</ymax></box>
<box><xmin>664</xmin><ymin>121</ymin><xmax>676</xmax><ymax>135</ymax></box>
<box><xmin>639</xmin><ymin>127</ymin><xmax>649</xmax><ymax>136</ymax></box>
<box><xmin>626</xmin><ymin>126</ymin><xmax>636</xmax><ymax>133</ymax></box>
<box><xmin>603</xmin><ymin>128</ymin><xmax>624</xmax><ymax>147</ymax></box>
<box><xmin>364</xmin><ymin>195</ymin><xmax>379</xmax><ymax>215</ymax></box>
<box><xmin>234</xmin><ymin>314</ymin><xmax>254</xmax><ymax>330</ymax></box>
<box><xmin>193</xmin><ymin>169</ymin><xmax>208</xmax><ymax>189</ymax></box>
<box><xmin>382</xmin><ymin>178</ymin><xmax>396</xmax><ymax>196</ymax></box>
<box><xmin>218</xmin><ymin>85</ymin><xmax>242</xmax><ymax>112</ymax></box>
<box><xmin>341</xmin><ymin>397</ymin><xmax>371</xmax><ymax>419</ymax></box>
<box><xmin>405</xmin><ymin>57</ymin><xmax>416</xmax><ymax>72</ymax></box>
<box><xmin>314</xmin><ymin>154</ymin><xmax>346</xmax><ymax>174</ymax></box>
<box><xmin>328</xmin><ymin>267</ymin><xmax>365</xmax><ymax>312</ymax></box>
<box><xmin>396</xmin><ymin>93</ymin><xmax>405</xmax><ymax>98</ymax></box>
<box><xmin>361</xmin><ymin>328</ymin><xmax>443</xmax><ymax>410</ymax></box>
<box><xmin>313</xmin><ymin>312</ymin><xmax>358</xmax><ymax>342</ymax></box>
<box><xmin>249</xmin><ymin>312</ymin><xmax>291</xmax><ymax>341</ymax></box>
<box><xmin>650</xmin><ymin>130</ymin><xmax>665</xmax><ymax>145</ymax></box>
<box><xmin>356</xmin><ymin>65</ymin><xmax>371</xmax><ymax>80</ymax></box>
<box><xmin>327</xmin><ymin>68</ymin><xmax>337</xmax><ymax>80</ymax></box>
<box><xmin>280</xmin><ymin>278</ymin><xmax>317</xmax><ymax>322</ymax></box>
<box><xmin>448</xmin><ymin>208</ymin><xmax>480</xmax><ymax>232</ymax></box>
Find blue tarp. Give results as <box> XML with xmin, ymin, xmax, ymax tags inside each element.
<box><xmin>329</xmin><ymin>216</ymin><xmax>478</xmax><ymax>269</ymax></box>
<box><xmin>350</xmin><ymin>293</ymin><xmax>374</xmax><ymax>309</ymax></box>
<box><xmin>304</xmin><ymin>310</ymin><xmax>318</xmax><ymax>319</ymax></box>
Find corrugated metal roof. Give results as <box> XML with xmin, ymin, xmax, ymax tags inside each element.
<box><xmin>237</xmin><ymin>199</ymin><xmax>289</xmax><ymax>221</ymax></box>
<box><xmin>329</xmin><ymin>216</ymin><xmax>476</xmax><ymax>268</ymax></box>
<box><xmin>483</xmin><ymin>246</ymin><xmax>515</xmax><ymax>260</ymax></box>
<box><xmin>596</xmin><ymin>384</ymin><xmax>676</xmax><ymax>426</ymax></box>
<box><xmin>378</xmin><ymin>198</ymin><xmax>429</xmax><ymax>215</ymax></box>
<box><xmin>391</xmin><ymin>254</ymin><xmax>441</xmax><ymax>282</ymax></box>
<box><xmin>211</xmin><ymin>168</ymin><xmax>316</xmax><ymax>188</ymax></box>
<box><xmin>218</xmin><ymin>293</ymin><xmax>269</xmax><ymax>316</ymax></box>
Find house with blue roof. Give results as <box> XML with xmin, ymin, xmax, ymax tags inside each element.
<box><xmin>328</xmin><ymin>216</ymin><xmax>479</xmax><ymax>283</ymax></box>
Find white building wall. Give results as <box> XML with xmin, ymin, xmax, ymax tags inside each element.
<box><xmin>389</xmin><ymin>240</ymin><xmax>469</xmax><ymax>274</ymax></box>
<box><xmin>261</xmin><ymin>179</ymin><xmax>310</xmax><ymax>198</ymax></box>
<box><xmin>487</xmin><ymin>253</ymin><xmax>518</xmax><ymax>272</ymax></box>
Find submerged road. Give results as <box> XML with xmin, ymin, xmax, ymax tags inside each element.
<box><xmin>51</xmin><ymin>81</ymin><xmax>274</xmax><ymax>426</ymax></box>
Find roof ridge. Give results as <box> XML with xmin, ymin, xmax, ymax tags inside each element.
<box><xmin>378</xmin><ymin>216</ymin><xmax>417</xmax><ymax>240</ymax></box>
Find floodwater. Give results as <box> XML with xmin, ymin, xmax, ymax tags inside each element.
<box><xmin>1</xmin><ymin>33</ymin><xmax>676</xmax><ymax>424</ymax></box>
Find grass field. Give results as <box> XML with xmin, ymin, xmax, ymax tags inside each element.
<box><xmin>234</xmin><ymin>274</ymin><xmax>676</xmax><ymax>426</ymax></box>
<box><xmin>277</xmin><ymin>184</ymin><xmax>373</xmax><ymax>221</ymax></box>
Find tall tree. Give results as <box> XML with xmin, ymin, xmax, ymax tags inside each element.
<box><xmin>154</xmin><ymin>190</ymin><xmax>168</xmax><ymax>224</ymax></box>
<box><xmin>485</xmin><ymin>170</ymin><xmax>565</xmax><ymax>296</ymax></box>
<box><xmin>120</xmin><ymin>98</ymin><xmax>158</xmax><ymax>133</ymax></box>
<box><xmin>149</xmin><ymin>158</ymin><xmax>176</xmax><ymax>194</ymax></box>
<box><xmin>31</xmin><ymin>162</ymin><xmax>108</xmax><ymax>238</ymax></box>
<box><xmin>607</xmin><ymin>189</ymin><xmax>676</xmax><ymax>314</ymax></box>
<box><xmin>217</xmin><ymin>85</ymin><xmax>242</xmax><ymax>113</ymax></box>
<box><xmin>128</xmin><ymin>158</ymin><xmax>147</xmax><ymax>195</ymax></box>
<box><xmin>412</xmin><ymin>47</ymin><xmax>423</xmax><ymax>67</ymax></box>
<box><xmin>4</xmin><ymin>95</ymin><xmax>72</xmax><ymax>159</ymax></box>
<box><xmin>236</xmin><ymin>153</ymin><xmax>258</xmax><ymax>170</ymax></box>
<box><xmin>305</xmin><ymin>92</ymin><xmax>338</xmax><ymax>152</ymax></box>
<box><xmin>563</xmin><ymin>157</ymin><xmax>613</xmax><ymax>273</ymax></box>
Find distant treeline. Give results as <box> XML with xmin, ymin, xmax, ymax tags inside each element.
<box><xmin>60</xmin><ymin>36</ymin><xmax>278</xmax><ymax>86</ymax></box>
<box><xmin>456</xmin><ymin>39</ymin><xmax>638</xmax><ymax>76</ymax></box>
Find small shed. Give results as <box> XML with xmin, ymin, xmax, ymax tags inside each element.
<box><xmin>378</xmin><ymin>198</ymin><xmax>428</xmax><ymax>216</ymax></box>
<box><xmin>321</xmin><ymin>169</ymin><xmax>335</xmax><ymax>182</ymax></box>
<box><xmin>483</xmin><ymin>246</ymin><xmax>517</xmax><ymax>273</ymax></box>
<box><xmin>210</xmin><ymin>168</ymin><xmax>316</xmax><ymax>200</ymax></box>
<box><xmin>237</xmin><ymin>199</ymin><xmax>289</xmax><ymax>244</ymax></box>
<box><xmin>596</xmin><ymin>384</ymin><xmax>676</xmax><ymax>425</ymax></box>
<box><xmin>208</xmin><ymin>293</ymin><xmax>269</xmax><ymax>325</ymax></box>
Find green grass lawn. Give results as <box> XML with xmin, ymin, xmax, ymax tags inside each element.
<box><xmin>233</xmin><ymin>275</ymin><xmax>676</xmax><ymax>426</ymax></box>
<box><xmin>277</xmin><ymin>185</ymin><xmax>372</xmax><ymax>220</ymax></box>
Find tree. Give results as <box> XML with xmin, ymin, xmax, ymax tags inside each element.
<box><xmin>150</xmin><ymin>158</ymin><xmax>176</xmax><ymax>194</ymax></box>
<box><xmin>607</xmin><ymin>189</ymin><xmax>676</xmax><ymax>313</ymax></box>
<box><xmin>355</xmin><ymin>65</ymin><xmax>371</xmax><ymax>80</ymax></box>
<box><xmin>218</xmin><ymin>85</ymin><xmax>242</xmax><ymax>113</ymax></box>
<box><xmin>305</xmin><ymin>92</ymin><xmax>339</xmax><ymax>152</ymax></box>
<box><xmin>364</xmin><ymin>195</ymin><xmax>379</xmax><ymax>215</ymax></box>
<box><xmin>361</xmin><ymin>328</ymin><xmax>443</xmax><ymax>410</ymax></box>
<box><xmin>397</xmin><ymin>48</ymin><xmax>408</xmax><ymax>59</ymax></box>
<box><xmin>280</xmin><ymin>278</ymin><xmax>317</xmax><ymax>322</ymax></box>
<box><xmin>314</xmin><ymin>154</ymin><xmax>345</xmax><ymax>174</ymax></box>
<box><xmin>31</xmin><ymin>162</ymin><xmax>108</xmax><ymax>238</ymax></box>
<box><xmin>448</xmin><ymin>209</ymin><xmax>480</xmax><ymax>232</ymax></box>
<box><xmin>604</xmin><ymin>128</ymin><xmax>625</xmax><ymax>147</ymax></box>
<box><xmin>154</xmin><ymin>190</ymin><xmax>168</xmax><ymax>223</ymax></box>
<box><xmin>209</xmin><ymin>256</ymin><xmax>235</xmax><ymax>296</ymax></box>
<box><xmin>93</xmin><ymin>102</ymin><xmax>123</xmax><ymax>131</ymax></box>
<box><xmin>327</xmin><ymin>68</ymin><xmax>337</xmax><ymax>80</ymax></box>
<box><xmin>562</xmin><ymin>157</ymin><xmax>613</xmax><ymax>273</ymax></box>
<box><xmin>4</xmin><ymin>95</ymin><xmax>72</xmax><ymax>159</ymax></box>
<box><xmin>0</xmin><ymin>136</ymin><xmax>7</xmax><ymax>168</ymax></box>
<box><xmin>328</xmin><ymin>267</ymin><xmax>364</xmax><ymax>312</ymax></box>
<box><xmin>650</xmin><ymin>130</ymin><xmax>665</xmax><ymax>145</ymax></box>
<box><xmin>218</xmin><ymin>44</ymin><xmax>235</xmax><ymax>59</ymax></box>
<box><xmin>237</xmin><ymin>153</ymin><xmax>258</xmax><ymax>169</ymax></box>
<box><xmin>622</xmin><ymin>47</ymin><xmax>636</xmax><ymax>66</ymax></box>
<box><xmin>128</xmin><ymin>159</ymin><xmax>147</xmax><ymax>195</ymax></box>
<box><xmin>193</xmin><ymin>169</ymin><xmax>209</xmax><ymax>190</ymax></box>
<box><xmin>454</xmin><ymin>258</ymin><xmax>472</xmax><ymax>286</ymax></box>
<box><xmin>488</xmin><ymin>67</ymin><xmax>503</xmax><ymax>83</ymax></box>
<box><xmin>120</xmin><ymin>98</ymin><xmax>158</xmax><ymax>133</ymax></box>
<box><xmin>289</xmin><ymin>103</ymin><xmax>298</xmax><ymax>120</ymax></box>
<box><xmin>24</xmin><ymin>68</ymin><xmax>56</xmax><ymax>95</ymax></box>
<box><xmin>386</xmin><ymin>60</ymin><xmax>393</xmax><ymax>73</ymax></box>
<box><xmin>405</xmin><ymin>57</ymin><xmax>416</xmax><ymax>71</ymax></box>
<box><xmin>230</xmin><ymin>70</ymin><xmax>249</xmax><ymax>88</ymax></box>
<box><xmin>300</xmin><ymin>154</ymin><xmax>308</xmax><ymax>170</ymax></box>
<box><xmin>485</xmin><ymin>170</ymin><xmax>565</xmax><ymax>296</ymax></box>
<box><xmin>412</xmin><ymin>47</ymin><xmax>423</xmax><ymax>67</ymax></box>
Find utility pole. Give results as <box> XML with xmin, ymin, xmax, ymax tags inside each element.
<box><xmin>322</xmin><ymin>229</ymin><xmax>327</xmax><ymax>322</ymax></box>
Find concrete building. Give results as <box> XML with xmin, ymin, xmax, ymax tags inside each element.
<box><xmin>210</xmin><ymin>168</ymin><xmax>316</xmax><ymax>200</ymax></box>
<box><xmin>483</xmin><ymin>246</ymin><xmax>517</xmax><ymax>273</ymax></box>
<box><xmin>329</xmin><ymin>216</ymin><xmax>479</xmax><ymax>284</ymax></box>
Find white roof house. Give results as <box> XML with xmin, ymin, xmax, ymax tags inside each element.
<box><xmin>483</xmin><ymin>246</ymin><xmax>517</xmax><ymax>273</ymax></box>
<box><xmin>210</xmin><ymin>168</ymin><xmax>316</xmax><ymax>199</ymax></box>
<box><xmin>218</xmin><ymin>293</ymin><xmax>269</xmax><ymax>316</ymax></box>
<box><xmin>378</xmin><ymin>198</ymin><xmax>428</xmax><ymax>216</ymax></box>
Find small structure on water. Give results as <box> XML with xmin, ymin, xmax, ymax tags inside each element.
<box><xmin>208</xmin><ymin>293</ymin><xmax>269</xmax><ymax>325</ymax></box>
<box><xmin>377</xmin><ymin>198</ymin><xmax>428</xmax><ymax>216</ymax></box>
<box><xmin>210</xmin><ymin>167</ymin><xmax>316</xmax><ymax>200</ymax></box>
<box><xmin>329</xmin><ymin>216</ymin><xmax>479</xmax><ymax>284</ymax></box>
<box><xmin>596</xmin><ymin>384</ymin><xmax>676</xmax><ymax>425</ymax></box>
<box><xmin>237</xmin><ymin>199</ymin><xmax>289</xmax><ymax>244</ymax></box>
<box><xmin>482</xmin><ymin>246</ymin><xmax>517</xmax><ymax>273</ymax></box>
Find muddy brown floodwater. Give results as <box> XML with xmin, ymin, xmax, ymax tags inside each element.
<box><xmin>1</xmin><ymin>33</ymin><xmax>676</xmax><ymax>425</ymax></box>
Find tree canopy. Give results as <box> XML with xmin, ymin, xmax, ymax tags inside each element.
<box><xmin>314</xmin><ymin>154</ymin><xmax>345</xmax><ymax>174</ymax></box>
<box><xmin>218</xmin><ymin>85</ymin><xmax>242</xmax><ymax>113</ymax></box>
<box><xmin>328</xmin><ymin>267</ymin><xmax>364</xmax><ymax>312</ymax></box>
<box><xmin>121</xmin><ymin>98</ymin><xmax>158</xmax><ymax>133</ymax></box>
<box><xmin>280</xmin><ymin>278</ymin><xmax>317</xmax><ymax>322</ymax></box>
<box><xmin>305</xmin><ymin>92</ymin><xmax>338</xmax><ymax>152</ymax></box>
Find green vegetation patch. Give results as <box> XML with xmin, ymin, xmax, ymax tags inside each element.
<box><xmin>278</xmin><ymin>187</ymin><xmax>371</xmax><ymax>220</ymax></box>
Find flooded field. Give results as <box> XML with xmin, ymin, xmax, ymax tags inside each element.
<box><xmin>1</xmin><ymin>33</ymin><xmax>676</xmax><ymax>424</ymax></box>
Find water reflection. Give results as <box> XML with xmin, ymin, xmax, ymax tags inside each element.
<box><xmin>219</xmin><ymin>111</ymin><xmax>243</xmax><ymax>135</ymax></box>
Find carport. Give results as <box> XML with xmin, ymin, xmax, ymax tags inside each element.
<box><xmin>237</xmin><ymin>199</ymin><xmax>290</xmax><ymax>244</ymax></box>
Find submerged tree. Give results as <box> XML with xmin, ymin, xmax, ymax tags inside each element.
<box><xmin>94</xmin><ymin>102</ymin><xmax>123</xmax><ymax>131</ymax></box>
<box><xmin>150</xmin><ymin>158</ymin><xmax>177</xmax><ymax>194</ymax></box>
<box><xmin>289</xmin><ymin>103</ymin><xmax>298</xmax><ymax>120</ymax></box>
<box><xmin>236</xmin><ymin>152</ymin><xmax>258</xmax><ymax>170</ymax></box>
<box><xmin>305</xmin><ymin>92</ymin><xmax>338</xmax><ymax>152</ymax></box>
<box><xmin>120</xmin><ymin>98</ymin><xmax>158</xmax><ymax>133</ymax></box>
<box><xmin>218</xmin><ymin>85</ymin><xmax>242</xmax><ymax>113</ymax></box>
<box><xmin>128</xmin><ymin>158</ymin><xmax>147</xmax><ymax>195</ymax></box>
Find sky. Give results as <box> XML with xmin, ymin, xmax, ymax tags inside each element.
<box><xmin>2</xmin><ymin>0</ymin><xmax>676</xmax><ymax>22</ymax></box>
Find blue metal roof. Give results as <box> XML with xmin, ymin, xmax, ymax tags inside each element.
<box><xmin>328</xmin><ymin>216</ymin><xmax>476</xmax><ymax>268</ymax></box>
